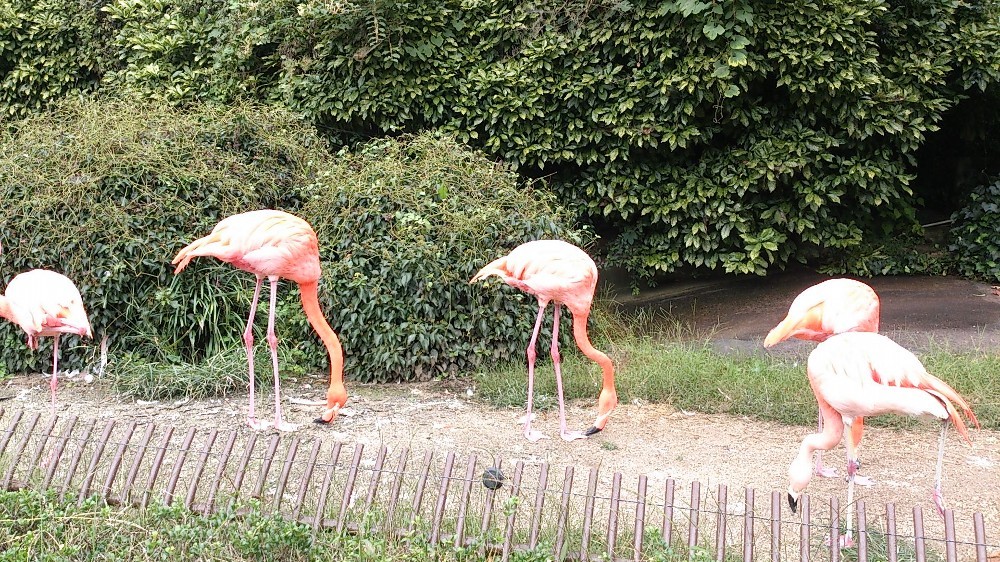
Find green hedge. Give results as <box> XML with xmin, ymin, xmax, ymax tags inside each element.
<box><xmin>0</xmin><ymin>0</ymin><xmax>103</xmax><ymax>119</ymax></box>
<box><xmin>949</xmin><ymin>178</ymin><xmax>1000</xmax><ymax>283</ymax></box>
<box><xmin>256</xmin><ymin>0</ymin><xmax>1000</xmax><ymax>279</ymax></box>
<box><xmin>0</xmin><ymin>98</ymin><xmax>583</xmax><ymax>381</ymax></box>
<box><xmin>3</xmin><ymin>0</ymin><xmax>1000</xmax><ymax>283</ymax></box>
<box><xmin>0</xmin><ymin>98</ymin><xmax>328</xmax><ymax>373</ymax></box>
<box><xmin>298</xmin><ymin>134</ymin><xmax>585</xmax><ymax>381</ymax></box>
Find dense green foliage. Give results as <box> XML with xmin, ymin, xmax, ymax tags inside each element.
<box><xmin>0</xmin><ymin>98</ymin><xmax>581</xmax><ymax>382</ymax></box>
<box><xmin>298</xmin><ymin>134</ymin><xmax>582</xmax><ymax>382</ymax></box>
<box><xmin>949</xmin><ymin>177</ymin><xmax>1000</xmax><ymax>282</ymax></box>
<box><xmin>3</xmin><ymin>0</ymin><xmax>998</xmax><ymax>281</ymax></box>
<box><xmin>235</xmin><ymin>0</ymin><xmax>1000</xmax><ymax>279</ymax></box>
<box><xmin>0</xmin><ymin>0</ymin><xmax>103</xmax><ymax>118</ymax></box>
<box><xmin>0</xmin><ymin>98</ymin><xmax>324</xmax><ymax>373</ymax></box>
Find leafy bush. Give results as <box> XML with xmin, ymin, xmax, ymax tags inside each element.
<box><xmin>99</xmin><ymin>0</ymin><xmax>255</xmax><ymax>104</ymax></box>
<box><xmin>299</xmin><ymin>133</ymin><xmax>586</xmax><ymax>382</ymax></box>
<box><xmin>949</xmin><ymin>178</ymin><xmax>1000</xmax><ymax>282</ymax></box>
<box><xmin>0</xmin><ymin>97</ymin><xmax>331</xmax><ymax>374</ymax></box>
<box><xmin>258</xmin><ymin>0</ymin><xmax>1000</xmax><ymax>279</ymax></box>
<box><xmin>0</xmin><ymin>99</ymin><xmax>583</xmax><ymax>384</ymax></box>
<box><xmin>6</xmin><ymin>0</ymin><xmax>1000</xmax><ymax>283</ymax></box>
<box><xmin>0</xmin><ymin>0</ymin><xmax>103</xmax><ymax>119</ymax></box>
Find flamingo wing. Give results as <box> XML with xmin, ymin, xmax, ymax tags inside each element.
<box><xmin>172</xmin><ymin>210</ymin><xmax>320</xmax><ymax>283</ymax></box>
<box><xmin>809</xmin><ymin>333</ymin><xmax>978</xmax><ymax>443</ymax></box>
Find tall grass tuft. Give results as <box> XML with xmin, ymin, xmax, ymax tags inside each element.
<box><xmin>110</xmin><ymin>348</ymin><xmax>255</xmax><ymax>401</ymax></box>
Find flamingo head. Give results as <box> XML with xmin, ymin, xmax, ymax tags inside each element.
<box><xmin>584</xmin><ymin>387</ymin><xmax>618</xmax><ymax>436</ymax></box>
<box><xmin>314</xmin><ymin>383</ymin><xmax>347</xmax><ymax>424</ymax></box>
<box><xmin>787</xmin><ymin>453</ymin><xmax>813</xmax><ymax>514</ymax></box>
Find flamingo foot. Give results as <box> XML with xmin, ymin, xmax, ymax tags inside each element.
<box><xmin>853</xmin><ymin>474</ymin><xmax>876</xmax><ymax>487</ymax></box>
<box><xmin>524</xmin><ymin>429</ymin><xmax>549</xmax><ymax>442</ymax></box>
<box><xmin>247</xmin><ymin>417</ymin><xmax>273</xmax><ymax>431</ymax></box>
<box><xmin>816</xmin><ymin>465</ymin><xmax>839</xmax><ymax>479</ymax></box>
<box><xmin>583</xmin><ymin>425</ymin><xmax>602</xmax><ymax>436</ymax></box>
<box><xmin>560</xmin><ymin>430</ymin><xmax>588</xmax><ymax>442</ymax></box>
<box><xmin>823</xmin><ymin>534</ymin><xmax>856</xmax><ymax>549</ymax></box>
<box><xmin>273</xmin><ymin>419</ymin><xmax>298</xmax><ymax>432</ymax></box>
<box><xmin>932</xmin><ymin>487</ymin><xmax>945</xmax><ymax>516</ymax></box>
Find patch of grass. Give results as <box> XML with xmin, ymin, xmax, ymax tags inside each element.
<box><xmin>831</xmin><ymin>524</ymin><xmax>943</xmax><ymax>562</ymax></box>
<box><xmin>475</xmin><ymin>306</ymin><xmax>1000</xmax><ymax>431</ymax></box>
<box><xmin>109</xmin><ymin>348</ymin><xmax>255</xmax><ymax>401</ymax></box>
<box><xmin>0</xmin><ymin>489</ymin><xmax>551</xmax><ymax>561</ymax></box>
<box><xmin>475</xmin><ymin>338</ymin><xmax>816</xmax><ymax>425</ymax></box>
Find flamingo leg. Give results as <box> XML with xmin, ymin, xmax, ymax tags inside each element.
<box><xmin>244</xmin><ymin>275</ymin><xmax>270</xmax><ymax>430</ymax></box>
<box><xmin>266</xmin><ymin>276</ymin><xmax>297</xmax><ymax>432</ymax></box>
<box><xmin>815</xmin><ymin>409</ymin><xmax>839</xmax><ymax>478</ymax></box>
<box><xmin>932</xmin><ymin>420</ymin><xmax>948</xmax><ymax>515</ymax></box>
<box><xmin>520</xmin><ymin>302</ymin><xmax>548</xmax><ymax>442</ymax></box>
<box><xmin>841</xmin><ymin>418</ymin><xmax>861</xmax><ymax>549</ymax></box>
<box><xmin>551</xmin><ymin>305</ymin><xmax>586</xmax><ymax>442</ymax></box>
<box><xmin>847</xmin><ymin>417</ymin><xmax>875</xmax><ymax>487</ymax></box>
<box><xmin>49</xmin><ymin>334</ymin><xmax>59</xmax><ymax>416</ymax></box>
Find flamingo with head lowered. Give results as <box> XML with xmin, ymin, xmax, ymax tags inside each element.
<box><xmin>765</xmin><ymin>278</ymin><xmax>880</xmax><ymax>484</ymax></box>
<box><xmin>471</xmin><ymin>239</ymin><xmax>617</xmax><ymax>442</ymax></box>
<box><xmin>788</xmin><ymin>332</ymin><xmax>978</xmax><ymax>545</ymax></box>
<box><xmin>0</xmin><ymin>260</ymin><xmax>93</xmax><ymax>414</ymax></box>
<box><xmin>172</xmin><ymin>209</ymin><xmax>347</xmax><ymax>431</ymax></box>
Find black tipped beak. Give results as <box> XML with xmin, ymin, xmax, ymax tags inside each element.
<box><xmin>584</xmin><ymin>426</ymin><xmax>602</xmax><ymax>437</ymax></box>
<box><xmin>788</xmin><ymin>494</ymin><xmax>798</xmax><ymax>514</ymax></box>
<box><xmin>313</xmin><ymin>417</ymin><xmax>330</xmax><ymax>425</ymax></box>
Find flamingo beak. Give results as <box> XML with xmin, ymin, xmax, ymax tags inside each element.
<box><xmin>313</xmin><ymin>404</ymin><xmax>340</xmax><ymax>424</ymax></box>
<box><xmin>787</xmin><ymin>489</ymin><xmax>800</xmax><ymax>514</ymax></box>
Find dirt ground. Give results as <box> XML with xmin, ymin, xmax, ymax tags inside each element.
<box><xmin>1</xmin><ymin>269</ymin><xmax>999</xmax><ymax>551</ymax></box>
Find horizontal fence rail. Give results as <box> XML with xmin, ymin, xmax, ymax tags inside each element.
<box><xmin>0</xmin><ymin>407</ymin><xmax>995</xmax><ymax>561</ymax></box>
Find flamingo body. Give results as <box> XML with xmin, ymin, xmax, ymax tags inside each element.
<box><xmin>788</xmin><ymin>332</ymin><xmax>978</xmax><ymax>516</ymax></box>
<box><xmin>471</xmin><ymin>240</ymin><xmax>617</xmax><ymax>441</ymax></box>
<box><xmin>172</xmin><ymin>209</ymin><xmax>321</xmax><ymax>283</ymax></box>
<box><xmin>172</xmin><ymin>209</ymin><xmax>347</xmax><ymax>431</ymax></box>
<box><xmin>0</xmin><ymin>269</ymin><xmax>93</xmax><ymax>412</ymax></box>
<box><xmin>764</xmin><ymin>278</ymin><xmax>879</xmax><ymax>347</ymax></box>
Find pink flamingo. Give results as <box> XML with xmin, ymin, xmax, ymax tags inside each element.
<box><xmin>172</xmin><ymin>209</ymin><xmax>347</xmax><ymax>431</ymax></box>
<box><xmin>0</xmin><ymin>267</ymin><xmax>93</xmax><ymax>414</ymax></box>
<box><xmin>788</xmin><ymin>332</ymin><xmax>979</xmax><ymax>544</ymax></box>
<box><xmin>471</xmin><ymin>240</ymin><xmax>617</xmax><ymax>442</ymax></box>
<box><xmin>765</xmin><ymin>278</ymin><xmax>880</xmax><ymax>484</ymax></box>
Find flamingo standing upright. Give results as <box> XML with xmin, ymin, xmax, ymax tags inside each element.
<box><xmin>172</xmin><ymin>209</ymin><xmax>347</xmax><ymax>431</ymax></box>
<box><xmin>788</xmin><ymin>332</ymin><xmax>978</xmax><ymax>539</ymax></box>
<box><xmin>764</xmin><ymin>278</ymin><xmax>880</xmax><ymax>483</ymax></box>
<box><xmin>471</xmin><ymin>239</ymin><xmax>617</xmax><ymax>442</ymax></box>
<box><xmin>0</xmin><ymin>268</ymin><xmax>93</xmax><ymax>414</ymax></box>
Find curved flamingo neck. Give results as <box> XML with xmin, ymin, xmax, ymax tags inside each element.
<box><xmin>571</xmin><ymin>312</ymin><xmax>614</xmax><ymax>386</ymax></box>
<box><xmin>298</xmin><ymin>281</ymin><xmax>345</xmax><ymax>395</ymax></box>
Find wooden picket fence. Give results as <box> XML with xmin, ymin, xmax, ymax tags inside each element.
<box><xmin>0</xmin><ymin>407</ymin><xmax>995</xmax><ymax>561</ymax></box>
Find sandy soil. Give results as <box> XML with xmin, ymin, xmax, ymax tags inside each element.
<box><xmin>1</xmin><ymin>270</ymin><xmax>998</xmax><ymax>555</ymax></box>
